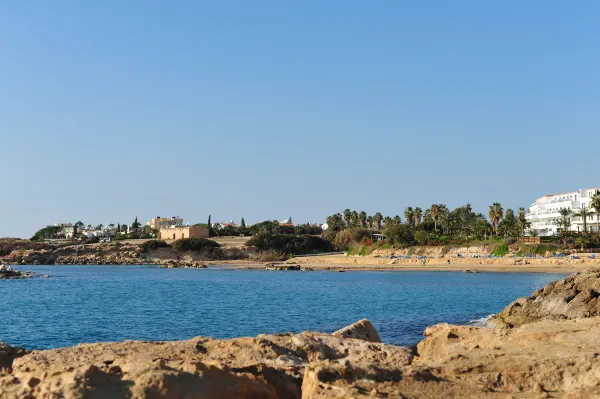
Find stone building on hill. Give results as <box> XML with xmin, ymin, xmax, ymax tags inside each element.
<box><xmin>159</xmin><ymin>226</ymin><xmax>209</xmax><ymax>240</ymax></box>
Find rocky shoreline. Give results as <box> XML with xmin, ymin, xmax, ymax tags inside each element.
<box><xmin>2</xmin><ymin>268</ymin><xmax>600</xmax><ymax>397</ymax></box>
<box><xmin>1</xmin><ymin>244</ymin><xmax>212</xmax><ymax>269</ymax></box>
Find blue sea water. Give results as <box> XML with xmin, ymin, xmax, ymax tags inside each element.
<box><xmin>0</xmin><ymin>266</ymin><xmax>566</xmax><ymax>350</ymax></box>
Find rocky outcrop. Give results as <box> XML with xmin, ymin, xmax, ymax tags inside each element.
<box><xmin>0</xmin><ymin>265</ymin><xmax>37</xmax><ymax>279</ymax></box>
<box><xmin>265</xmin><ymin>263</ymin><xmax>302</xmax><ymax>271</ymax></box>
<box><xmin>0</xmin><ymin>343</ymin><xmax>28</xmax><ymax>375</ymax></box>
<box><xmin>1</xmin><ymin>242</ymin><xmax>252</xmax><ymax>267</ymax></box>
<box><xmin>332</xmin><ymin>318</ymin><xmax>381</xmax><ymax>343</ymax></box>
<box><xmin>0</xmin><ymin>329</ymin><xmax>413</xmax><ymax>399</ymax></box>
<box><xmin>489</xmin><ymin>267</ymin><xmax>600</xmax><ymax>329</ymax></box>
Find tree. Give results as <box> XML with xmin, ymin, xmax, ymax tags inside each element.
<box><xmin>404</xmin><ymin>207</ymin><xmax>415</xmax><ymax>227</ymax></box>
<box><xmin>325</xmin><ymin>213</ymin><xmax>345</xmax><ymax>231</ymax></box>
<box><xmin>413</xmin><ymin>207</ymin><xmax>423</xmax><ymax>226</ymax></box>
<box><xmin>473</xmin><ymin>213</ymin><xmax>491</xmax><ymax>240</ymax></box>
<box><xmin>358</xmin><ymin>211</ymin><xmax>367</xmax><ymax>228</ymax></box>
<box><xmin>393</xmin><ymin>215</ymin><xmax>402</xmax><ymax>225</ymax></box>
<box><xmin>589</xmin><ymin>190</ymin><xmax>600</xmax><ymax>234</ymax></box>
<box><xmin>558</xmin><ymin>208</ymin><xmax>571</xmax><ymax>234</ymax></box>
<box><xmin>573</xmin><ymin>205</ymin><xmax>593</xmax><ymax>233</ymax></box>
<box><xmin>574</xmin><ymin>235</ymin><xmax>592</xmax><ymax>251</ymax></box>
<box><xmin>453</xmin><ymin>203</ymin><xmax>475</xmax><ymax>242</ymax></box>
<box><xmin>207</xmin><ymin>215</ymin><xmax>216</xmax><ymax>237</ymax></box>
<box><xmin>75</xmin><ymin>221</ymin><xmax>84</xmax><ymax>228</ymax></box>
<box><xmin>131</xmin><ymin>217</ymin><xmax>140</xmax><ymax>232</ymax></box>
<box><xmin>374</xmin><ymin>212</ymin><xmax>383</xmax><ymax>231</ymax></box>
<box><xmin>383</xmin><ymin>216</ymin><xmax>393</xmax><ymax>228</ymax></box>
<box><xmin>30</xmin><ymin>226</ymin><xmax>63</xmax><ymax>241</ymax></box>
<box><xmin>516</xmin><ymin>207</ymin><xmax>529</xmax><ymax>237</ymax></box>
<box><xmin>366</xmin><ymin>215</ymin><xmax>374</xmax><ymax>229</ymax></box>
<box><xmin>428</xmin><ymin>204</ymin><xmax>444</xmax><ymax>231</ymax></box>
<box><xmin>241</xmin><ymin>217</ymin><xmax>246</xmax><ymax>228</ymax></box>
<box><xmin>383</xmin><ymin>224</ymin><xmax>415</xmax><ymax>247</ymax></box>
<box><xmin>350</xmin><ymin>211</ymin><xmax>359</xmax><ymax>228</ymax></box>
<box><xmin>117</xmin><ymin>223</ymin><xmax>121</xmax><ymax>233</ymax></box>
<box><xmin>488</xmin><ymin>203</ymin><xmax>504</xmax><ymax>237</ymax></box>
<box><xmin>343</xmin><ymin>209</ymin><xmax>351</xmax><ymax>227</ymax></box>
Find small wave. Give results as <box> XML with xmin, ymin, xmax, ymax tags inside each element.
<box><xmin>463</xmin><ymin>314</ymin><xmax>495</xmax><ymax>327</ymax></box>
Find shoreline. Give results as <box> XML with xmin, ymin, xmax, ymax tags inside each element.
<box><xmin>15</xmin><ymin>260</ymin><xmax>582</xmax><ymax>274</ymax></box>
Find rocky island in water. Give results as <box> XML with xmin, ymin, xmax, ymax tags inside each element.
<box><xmin>2</xmin><ymin>268</ymin><xmax>600</xmax><ymax>398</ymax></box>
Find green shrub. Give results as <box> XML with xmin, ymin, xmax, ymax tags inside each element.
<box><xmin>30</xmin><ymin>226</ymin><xmax>63</xmax><ymax>241</ymax></box>
<box><xmin>332</xmin><ymin>228</ymin><xmax>372</xmax><ymax>250</ymax></box>
<box><xmin>84</xmin><ymin>236</ymin><xmax>100</xmax><ymax>244</ymax></box>
<box><xmin>172</xmin><ymin>237</ymin><xmax>220</xmax><ymax>251</ymax></box>
<box><xmin>491</xmin><ymin>243</ymin><xmax>509</xmax><ymax>257</ymax></box>
<box><xmin>245</xmin><ymin>234</ymin><xmax>331</xmax><ymax>255</ymax></box>
<box><xmin>383</xmin><ymin>224</ymin><xmax>415</xmax><ymax>247</ymax></box>
<box><xmin>252</xmin><ymin>250</ymin><xmax>289</xmax><ymax>262</ymax></box>
<box><xmin>140</xmin><ymin>240</ymin><xmax>171</xmax><ymax>252</ymax></box>
<box><xmin>413</xmin><ymin>231</ymin><xmax>429</xmax><ymax>246</ymax></box>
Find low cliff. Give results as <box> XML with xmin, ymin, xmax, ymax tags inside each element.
<box><xmin>0</xmin><ymin>242</ymin><xmax>252</xmax><ymax>267</ymax></box>
<box><xmin>3</xmin><ymin>271</ymin><xmax>600</xmax><ymax>398</ymax></box>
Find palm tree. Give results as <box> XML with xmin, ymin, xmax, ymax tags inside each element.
<box><xmin>343</xmin><ymin>209</ymin><xmax>351</xmax><ymax>227</ymax></box>
<box><xmin>413</xmin><ymin>207</ymin><xmax>423</xmax><ymax>226</ymax></box>
<box><xmin>516</xmin><ymin>207</ymin><xmax>529</xmax><ymax>237</ymax></box>
<box><xmin>374</xmin><ymin>213</ymin><xmax>383</xmax><ymax>231</ymax></box>
<box><xmin>428</xmin><ymin>204</ymin><xmax>441</xmax><ymax>231</ymax></box>
<box><xmin>557</xmin><ymin>208</ymin><xmax>571</xmax><ymax>234</ymax></box>
<box><xmin>358</xmin><ymin>211</ymin><xmax>367</xmax><ymax>228</ymax></box>
<box><xmin>366</xmin><ymin>215</ymin><xmax>374</xmax><ymax>229</ymax></box>
<box><xmin>350</xmin><ymin>211</ymin><xmax>359</xmax><ymax>228</ymax></box>
<box><xmin>393</xmin><ymin>215</ymin><xmax>402</xmax><ymax>225</ymax></box>
<box><xmin>573</xmin><ymin>205</ymin><xmax>593</xmax><ymax>233</ymax></box>
<box><xmin>574</xmin><ymin>235</ymin><xmax>592</xmax><ymax>251</ymax></box>
<box><xmin>589</xmin><ymin>190</ymin><xmax>600</xmax><ymax>234</ymax></box>
<box><xmin>488</xmin><ymin>203</ymin><xmax>504</xmax><ymax>237</ymax></box>
<box><xmin>383</xmin><ymin>216</ymin><xmax>393</xmax><ymax>227</ymax></box>
<box><xmin>404</xmin><ymin>207</ymin><xmax>415</xmax><ymax>227</ymax></box>
<box><xmin>473</xmin><ymin>213</ymin><xmax>490</xmax><ymax>240</ymax></box>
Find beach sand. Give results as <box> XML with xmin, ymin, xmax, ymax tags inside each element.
<box><xmin>269</xmin><ymin>253</ymin><xmax>597</xmax><ymax>273</ymax></box>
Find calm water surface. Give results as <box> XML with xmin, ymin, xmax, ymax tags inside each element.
<box><xmin>0</xmin><ymin>266</ymin><xmax>566</xmax><ymax>350</ymax></box>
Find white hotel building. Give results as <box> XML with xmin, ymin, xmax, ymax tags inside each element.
<box><xmin>526</xmin><ymin>188</ymin><xmax>600</xmax><ymax>236</ymax></box>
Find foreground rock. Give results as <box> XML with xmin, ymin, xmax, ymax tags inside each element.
<box><xmin>0</xmin><ymin>343</ymin><xmax>28</xmax><ymax>375</ymax></box>
<box><xmin>332</xmin><ymin>318</ymin><xmax>381</xmax><ymax>343</ymax></box>
<box><xmin>5</xmin><ymin>315</ymin><xmax>600</xmax><ymax>397</ymax></box>
<box><xmin>489</xmin><ymin>267</ymin><xmax>600</xmax><ymax>329</ymax></box>
<box><xmin>0</xmin><ymin>331</ymin><xmax>413</xmax><ymax>399</ymax></box>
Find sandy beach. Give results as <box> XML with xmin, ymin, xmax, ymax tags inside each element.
<box><xmin>210</xmin><ymin>254</ymin><xmax>595</xmax><ymax>273</ymax></box>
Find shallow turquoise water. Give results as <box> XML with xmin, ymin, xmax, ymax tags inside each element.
<box><xmin>0</xmin><ymin>266</ymin><xmax>566</xmax><ymax>350</ymax></box>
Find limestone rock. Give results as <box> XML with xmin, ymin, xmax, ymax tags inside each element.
<box><xmin>332</xmin><ymin>318</ymin><xmax>381</xmax><ymax>343</ymax></box>
<box><xmin>489</xmin><ymin>267</ymin><xmax>600</xmax><ymax>328</ymax></box>
<box><xmin>0</xmin><ymin>343</ymin><xmax>28</xmax><ymax>375</ymax></box>
<box><xmin>0</xmin><ymin>332</ymin><xmax>412</xmax><ymax>399</ymax></box>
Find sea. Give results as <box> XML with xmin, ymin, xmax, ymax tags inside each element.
<box><xmin>0</xmin><ymin>265</ymin><xmax>566</xmax><ymax>350</ymax></box>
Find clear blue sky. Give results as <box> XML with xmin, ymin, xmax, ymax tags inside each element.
<box><xmin>1</xmin><ymin>1</ymin><xmax>598</xmax><ymax>238</ymax></box>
